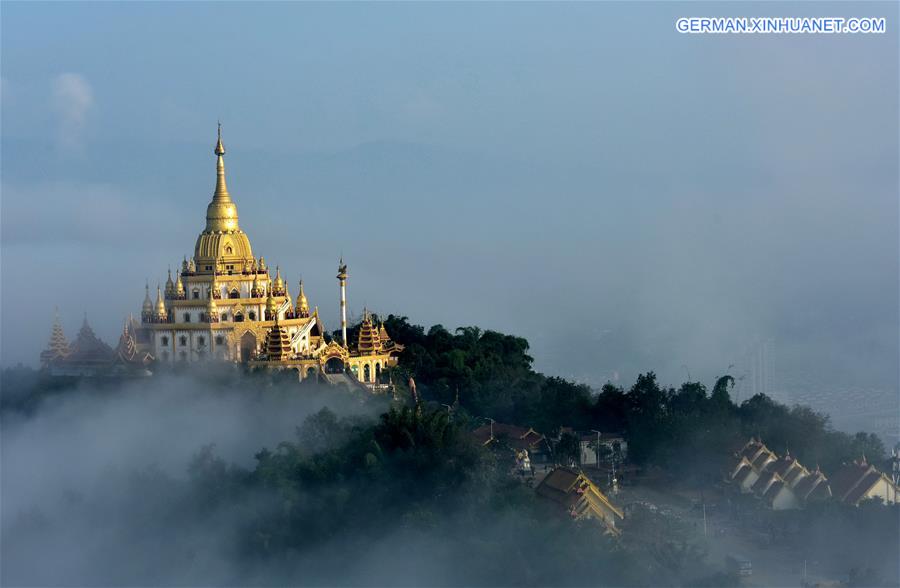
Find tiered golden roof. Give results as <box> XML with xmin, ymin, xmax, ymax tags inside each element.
<box><xmin>356</xmin><ymin>309</ymin><xmax>383</xmax><ymax>355</ymax></box>
<box><xmin>263</xmin><ymin>318</ymin><xmax>292</xmax><ymax>361</ymax></box>
<box><xmin>40</xmin><ymin>311</ymin><xmax>71</xmax><ymax>366</ymax></box>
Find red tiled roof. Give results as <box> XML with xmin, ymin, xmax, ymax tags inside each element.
<box><xmin>732</xmin><ymin>464</ymin><xmax>752</xmax><ymax>483</ymax></box>
<box><xmin>472</xmin><ymin>423</ymin><xmax>545</xmax><ymax>451</ymax></box>
<box><xmin>751</xmin><ymin>471</ymin><xmax>777</xmax><ymax>495</ymax></box>
<box><xmin>750</xmin><ymin>448</ymin><xmax>776</xmax><ymax>470</ymax></box>
<box><xmin>830</xmin><ymin>461</ymin><xmax>873</xmax><ymax>502</ymax></box>
<box><xmin>843</xmin><ymin>471</ymin><xmax>883</xmax><ymax>505</ymax></box>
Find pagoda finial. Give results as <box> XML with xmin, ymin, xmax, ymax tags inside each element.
<box><xmin>212</xmin><ymin>123</ymin><xmax>229</xmax><ymax>203</ymax></box>
<box><xmin>215</xmin><ymin>121</ymin><xmax>225</xmax><ymax>156</ymax></box>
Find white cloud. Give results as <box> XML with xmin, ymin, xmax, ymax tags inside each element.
<box><xmin>51</xmin><ymin>73</ymin><xmax>94</xmax><ymax>149</ymax></box>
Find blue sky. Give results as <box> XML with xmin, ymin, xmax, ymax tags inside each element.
<box><xmin>2</xmin><ymin>2</ymin><xmax>897</xmax><ymax>434</ymax></box>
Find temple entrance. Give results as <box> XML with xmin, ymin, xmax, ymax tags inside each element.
<box><xmin>240</xmin><ymin>332</ymin><xmax>257</xmax><ymax>362</ymax></box>
<box><xmin>363</xmin><ymin>364</ymin><xmax>371</xmax><ymax>382</ymax></box>
<box><xmin>324</xmin><ymin>357</ymin><xmax>344</xmax><ymax>374</ymax></box>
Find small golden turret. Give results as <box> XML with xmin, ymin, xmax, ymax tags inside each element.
<box><xmin>188</xmin><ymin>257</ymin><xmax>196</xmax><ymax>273</ymax></box>
<box><xmin>155</xmin><ymin>285</ymin><xmax>167</xmax><ymax>322</ymax></box>
<box><xmin>265</xmin><ymin>289</ymin><xmax>278</xmax><ymax>320</ymax></box>
<box><xmin>259</xmin><ymin>256</ymin><xmax>267</xmax><ymax>272</ymax></box>
<box><xmin>273</xmin><ymin>266</ymin><xmax>285</xmax><ymax>296</ymax></box>
<box><xmin>251</xmin><ymin>273</ymin><xmax>262</xmax><ymax>298</ymax></box>
<box><xmin>295</xmin><ymin>280</ymin><xmax>310</xmax><ymax>318</ymax></box>
<box><xmin>175</xmin><ymin>272</ymin><xmax>186</xmax><ymax>299</ymax></box>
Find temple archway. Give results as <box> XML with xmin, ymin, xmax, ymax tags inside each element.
<box><xmin>324</xmin><ymin>357</ymin><xmax>344</xmax><ymax>374</ymax></box>
<box><xmin>240</xmin><ymin>332</ymin><xmax>257</xmax><ymax>361</ymax></box>
<box><xmin>363</xmin><ymin>364</ymin><xmax>371</xmax><ymax>382</ymax></box>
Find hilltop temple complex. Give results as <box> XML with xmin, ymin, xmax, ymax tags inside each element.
<box><xmin>40</xmin><ymin>127</ymin><xmax>402</xmax><ymax>389</ymax></box>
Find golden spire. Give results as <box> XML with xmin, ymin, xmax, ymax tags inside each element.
<box><xmin>155</xmin><ymin>284</ymin><xmax>166</xmax><ymax>319</ymax></box>
<box><xmin>295</xmin><ymin>279</ymin><xmax>309</xmax><ymax>316</ymax></box>
<box><xmin>214</xmin><ymin>122</ymin><xmax>227</xmax><ymax>195</ymax></box>
<box><xmin>272</xmin><ymin>266</ymin><xmax>285</xmax><ymax>296</ymax></box>
<box><xmin>205</xmin><ymin>123</ymin><xmax>239</xmax><ymax>232</ymax></box>
<box><xmin>175</xmin><ymin>271</ymin><xmax>185</xmax><ymax>298</ymax></box>
<box><xmin>142</xmin><ymin>281</ymin><xmax>153</xmax><ymax>313</ymax></box>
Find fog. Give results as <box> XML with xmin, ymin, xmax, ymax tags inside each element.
<box><xmin>0</xmin><ymin>374</ymin><xmax>632</xmax><ymax>587</ymax></box>
<box><xmin>1</xmin><ymin>374</ymin><xmax>383</xmax><ymax>585</ymax></box>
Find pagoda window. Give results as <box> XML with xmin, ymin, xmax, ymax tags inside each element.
<box><xmin>229</xmin><ymin>289</ymin><xmax>239</xmax><ymax>299</ymax></box>
<box><xmin>225</xmin><ymin>246</ymin><xmax>233</xmax><ymax>255</ymax></box>
<box><xmin>234</xmin><ymin>313</ymin><xmax>244</xmax><ymax>323</ymax></box>
<box><xmin>197</xmin><ymin>336</ymin><xmax>205</xmax><ymax>347</ymax></box>
<box><xmin>363</xmin><ymin>364</ymin><xmax>371</xmax><ymax>382</ymax></box>
<box><xmin>183</xmin><ymin>313</ymin><xmax>191</xmax><ymax>323</ymax></box>
<box><xmin>192</xmin><ymin>289</ymin><xmax>200</xmax><ymax>300</ymax></box>
<box><xmin>248</xmin><ymin>311</ymin><xmax>256</xmax><ymax>321</ymax></box>
<box><xmin>221</xmin><ymin>313</ymin><xmax>228</xmax><ymax>322</ymax></box>
<box><xmin>161</xmin><ymin>336</ymin><xmax>169</xmax><ymax>346</ymax></box>
<box><xmin>215</xmin><ymin>335</ymin><xmax>224</xmax><ymax>345</ymax></box>
<box><xmin>179</xmin><ymin>336</ymin><xmax>187</xmax><ymax>346</ymax></box>
<box><xmin>205</xmin><ymin>265</ymin><xmax>213</xmax><ymax>271</ymax></box>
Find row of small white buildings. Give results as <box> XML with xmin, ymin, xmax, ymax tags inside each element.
<box><xmin>728</xmin><ymin>438</ymin><xmax>900</xmax><ymax>510</ymax></box>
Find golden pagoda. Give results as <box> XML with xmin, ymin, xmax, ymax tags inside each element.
<box><xmin>123</xmin><ymin>125</ymin><xmax>402</xmax><ymax>390</ymax></box>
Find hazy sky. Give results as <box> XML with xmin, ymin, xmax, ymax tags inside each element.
<box><xmin>2</xmin><ymin>2</ymin><xmax>897</xmax><ymax>434</ymax></box>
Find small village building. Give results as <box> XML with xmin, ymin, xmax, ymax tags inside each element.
<box><xmin>830</xmin><ymin>457</ymin><xmax>900</xmax><ymax>506</ymax></box>
<box><xmin>535</xmin><ymin>467</ymin><xmax>624</xmax><ymax>535</ymax></box>
<box><xmin>472</xmin><ymin>422</ymin><xmax>550</xmax><ymax>465</ymax></box>
<box><xmin>730</xmin><ymin>438</ymin><xmax>779</xmax><ymax>493</ymax></box>
<box><xmin>577</xmin><ymin>432</ymin><xmax>628</xmax><ymax>467</ymax></box>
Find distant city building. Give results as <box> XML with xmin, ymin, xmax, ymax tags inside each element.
<box><xmin>40</xmin><ymin>127</ymin><xmax>401</xmax><ymax>390</ymax></box>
